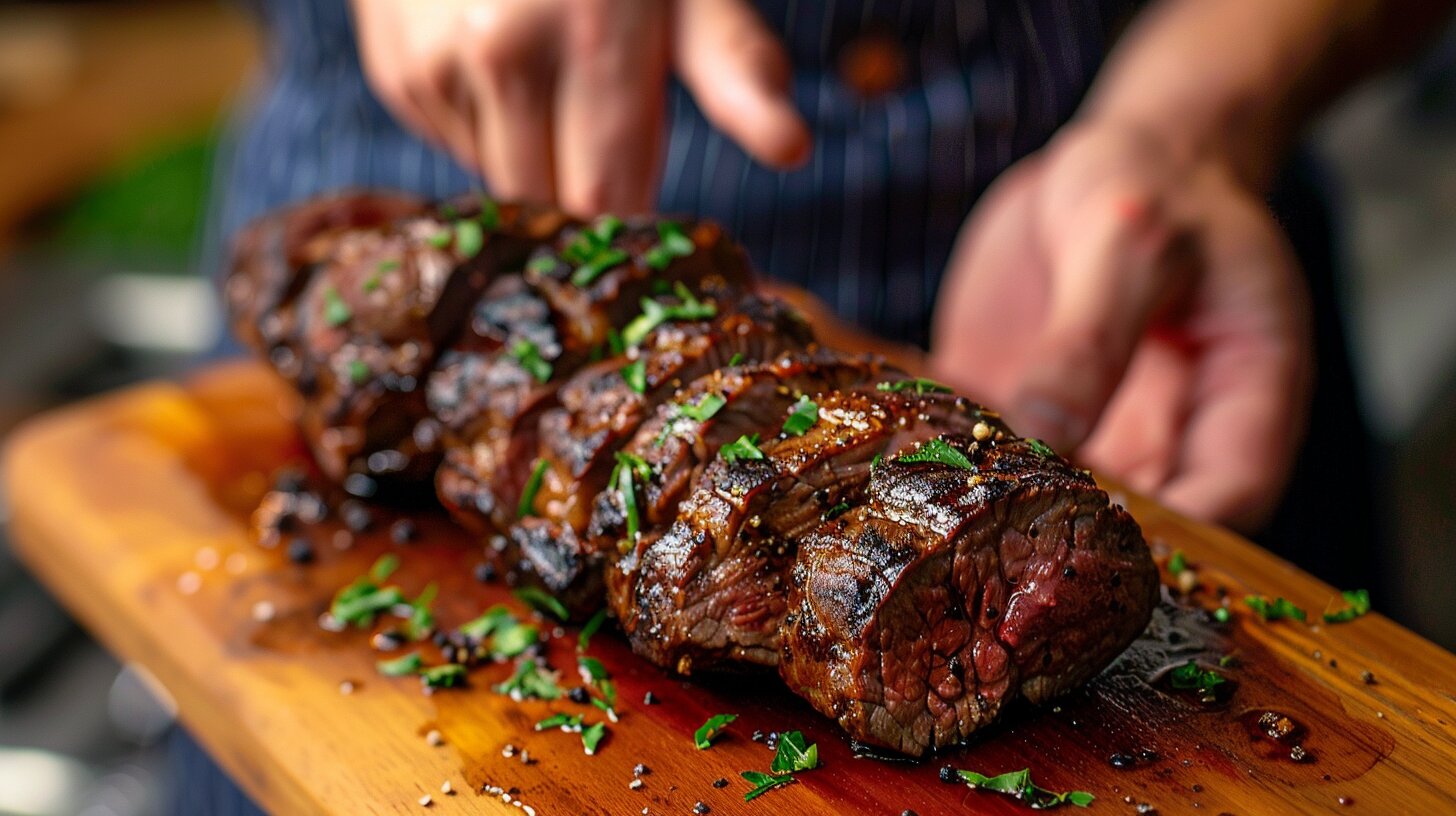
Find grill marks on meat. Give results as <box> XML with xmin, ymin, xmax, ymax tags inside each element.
<box><xmin>429</xmin><ymin>219</ymin><xmax>757</xmax><ymax>537</ymax></box>
<box><xmin>228</xmin><ymin>193</ymin><xmax>573</xmax><ymax>490</ymax></box>
<box><xmin>508</xmin><ymin>298</ymin><xmax>814</xmax><ymax>607</ymax></box>
<box><xmin>611</xmin><ymin>389</ymin><xmax>989</xmax><ymax>673</ymax></box>
<box><xmin>778</xmin><ymin>436</ymin><xmax>1157</xmax><ymax>756</ymax></box>
<box><xmin>229</xmin><ymin>194</ymin><xmax>1159</xmax><ymax>756</ymax></box>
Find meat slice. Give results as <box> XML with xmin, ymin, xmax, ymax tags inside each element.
<box><xmin>778</xmin><ymin>434</ymin><xmax>1157</xmax><ymax>756</ymax></box>
<box><xmin>281</xmin><ymin>196</ymin><xmax>572</xmax><ymax>491</ymax></box>
<box><xmin>611</xmin><ymin>385</ymin><xmax>992</xmax><ymax>672</ymax></box>
<box><xmin>507</xmin><ymin>297</ymin><xmax>815</xmax><ymax>598</ymax></box>
<box><xmin>225</xmin><ymin>190</ymin><xmax>428</xmax><ymax>374</ymax></box>
<box><xmin>433</xmin><ymin>217</ymin><xmax>756</xmax><ymax>536</ymax></box>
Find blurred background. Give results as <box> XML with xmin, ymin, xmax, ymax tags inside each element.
<box><xmin>0</xmin><ymin>2</ymin><xmax>1451</xmax><ymax>814</ymax></box>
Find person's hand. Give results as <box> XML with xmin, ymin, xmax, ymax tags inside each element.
<box><xmin>350</xmin><ymin>0</ymin><xmax>810</xmax><ymax>215</ymax></box>
<box><xmin>931</xmin><ymin>118</ymin><xmax>1312</xmax><ymax>531</ymax></box>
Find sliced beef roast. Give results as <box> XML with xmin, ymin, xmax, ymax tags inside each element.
<box><xmin>778</xmin><ymin>434</ymin><xmax>1157</xmax><ymax>756</ymax></box>
<box><xmin>434</xmin><ymin>217</ymin><xmax>756</xmax><ymax>537</ymax></box>
<box><xmin>507</xmin><ymin>297</ymin><xmax>815</xmax><ymax>606</ymax></box>
<box><xmin>228</xmin><ymin>193</ymin><xmax>572</xmax><ymax>492</ymax></box>
<box><xmin>610</xmin><ymin>384</ymin><xmax>993</xmax><ymax>672</ymax></box>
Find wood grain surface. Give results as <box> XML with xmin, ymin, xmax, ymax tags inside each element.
<box><xmin>5</xmin><ymin>361</ymin><xmax>1456</xmax><ymax>815</ymax></box>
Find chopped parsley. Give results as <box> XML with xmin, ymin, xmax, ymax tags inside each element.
<box><xmin>377</xmin><ymin>258</ymin><xmax>401</xmax><ymax>273</ymax></box>
<box><xmin>489</xmin><ymin>620</ymin><xmax>540</xmax><ymax>659</ymax></box>
<box><xmin>870</xmin><ymin>452</ymin><xmax>883</xmax><ymax>471</ymax></box>
<box><xmin>454</xmin><ymin>219</ymin><xmax>484</xmax><ymax>259</ymax></box>
<box><xmin>570</xmin><ymin>247</ymin><xmax>629</xmax><ymax>286</ymax></box>
<box><xmin>727</xmin><ymin>352</ymin><xmax>744</xmax><ymax>366</ymax></box>
<box><xmin>781</xmin><ymin>396</ymin><xmax>819</xmax><ymax>437</ymax></box>
<box><xmin>1168</xmin><ymin>550</ymin><xmax>1188</xmax><ymax>575</ymax></box>
<box><xmin>495</xmin><ymin>658</ymin><xmax>562</xmax><ymax>701</ymax></box>
<box><xmin>720</xmin><ymin>434</ymin><xmax>764</xmax><ymax>464</ymax></box>
<box><xmin>1244</xmin><ymin>595</ymin><xmax>1307</xmax><ymax>622</ymax></box>
<box><xmin>694</xmin><ymin>713</ymin><xmax>737</xmax><ymax>749</ymax></box>
<box><xmin>578</xmin><ymin>656</ymin><xmax>617</xmax><ymax>711</ymax></box>
<box><xmin>1169</xmin><ymin>659</ymin><xmax>1228</xmax><ymax>702</ymax></box>
<box><xmin>897</xmin><ymin>438</ymin><xmax>973</xmax><ymax>470</ymax></box>
<box><xmin>420</xmin><ymin>663</ymin><xmax>466</xmax><ymax>689</ymax></box>
<box><xmin>741</xmin><ymin>771</ymin><xmax>796</xmax><ymax>801</ymax></box>
<box><xmin>770</xmin><ymin>731</ymin><xmax>818</xmax><ymax>773</ymax></box>
<box><xmin>514</xmin><ymin>586</ymin><xmax>569</xmax><ymax>621</ymax></box>
<box><xmin>1026</xmin><ymin>437</ymin><xmax>1057</xmax><ymax>458</ymax></box>
<box><xmin>621</xmin><ymin>358</ymin><xmax>647</xmax><ymax>393</ymax></box>
<box><xmin>621</xmin><ymin>283</ymin><xmax>716</xmax><ymax>346</ymax></box>
<box><xmin>426</xmin><ymin>229</ymin><xmax>452</xmax><ymax>249</ymax></box>
<box><xmin>328</xmin><ymin>555</ymin><xmax>405</xmax><ymax>627</ymax></box>
<box><xmin>607</xmin><ymin>328</ymin><xmax>625</xmax><ymax>356</ymax></box>
<box><xmin>526</xmin><ymin>254</ymin><xmax>559</xmax><ymax>275</ymax></box>
<box><xmin>610</xmin><ymin>452</ymin><xmax>651</xmax><ymax>542</ymax></box>
<box><xmin>517</xmin><ymin>458</ymin><xmax>549</xmax><ymax>519</ymax></box>
<box><xmin>958</xmin><ymin>768</ymin><xmax>1094</xmax><ymax>809</ymax></box>
<box><xmin>643</xmin><ymin>221</ymin><xmax>696</xmax><ymax>270</ymax></box>
<box><xmin>509</xmin><ymin>338</ymin><xmax>553</xmax><ymax>383</ymax></box>
<box><xmin>376</xmin><ymin>651</ymin><xmax>423</xmax><ymax>677</ymax></box>
<box><xmin>824</xmin><ymin>502</ymin><xmax>851</xmax><ymax>520</ymax></box>
<box><xmin>403</xmin><ymin>583</ymin><xmax>437</xmax><ymax>641</ymax></box>
<box><xmin>347</xmin><ymin>359</ymin><xmax>371</xmax><ymax>385</ymax></box>
<box><xmin>460</xmin><ymin>604</ymin><xmax>514</xmax><ymax>640</ymax></box>
<box><xmin>679</xmin><ymin>393</ymin><xmax>726</xmax><ymax>422</ymax></box>
<box><xmin>577</xmin><ymin>609</ymin><xmax>608</xmax><ymax>652</ymax></box>
<box><xmin>322</xmin><ymin>287</ymin><xmax>352</xmax><ymax>327</ymax></box>
<box><xmin>1322</xmin><ymin>589</ymin><xmax>1371</xmax><ymax>623</ymax></box>
<box><xmin>361</xmin><ymin>273</ymin><xmax>382</xmax><ymax>293</ymax></box>
<box><xmin>654</xmin><ymin>393</ymin><xmax>728</xmax><ymax>448</ymax></box>
<box><xmin>581</xmin><ymin>721</ymin><xmax>608</xmax><ymax>755</ymax></box>
<box><xmin>1213</xmin><ymin>607</ymin><xmax>1232</xmax><ymax>624</ymax></box>
<box><xmin>876</xmin><ymin>377</ymin><xmax>952</xmax><ymax>395</ymax></box>
<box><xmin>562</xmin><ymin>215</ymin><xmax>629</xmax><ymax>286</ymax></box>
<box><xmin>478</xmin><ymin>196</ymin><xmax>500</xmax><ymax>230</ymax></box>
<box><xmin>739</xmin><ymin>730</ymin><xmax>819</xmax><ymax>801</ymax></box>
<box><xmin>535</xmin><ymin>712</ymin><xmax>583</xmax><ymax>731</ymax></box>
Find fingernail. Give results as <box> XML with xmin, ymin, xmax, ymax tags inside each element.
<box><xmin>1014</xmin><ymin>396</ymin><xmax>1088</xmax><ymax>450</ymax></box>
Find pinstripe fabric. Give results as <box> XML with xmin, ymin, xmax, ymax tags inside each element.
<box><xmin>215</xmin><ymin>0</ymin><xmax>1138</xmax><ymax>348</ymax></box>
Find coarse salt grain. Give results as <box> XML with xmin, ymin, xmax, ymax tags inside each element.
<box><xmin>252</xmin><ymin>600</ymin><xmax>276</xmax><ymax>622</ymax></box>
<box><xmin>418</xmin><ymin>794</ymin><xmax>432</xmax><ymax>807</ymax></box>
<box><xmin>441</xmin><ymin>780</ymin><xmax>453</xmax><ymax>795</ymax></box>
<box><xmin>177</xmin><ymin>572</ymin><xmax>202</xmax><ymax>595</ymax></box>
<box><xmin>425</xmin><ymin>729</ymin><xmax>444</xmax><ymax>746</ymax></box>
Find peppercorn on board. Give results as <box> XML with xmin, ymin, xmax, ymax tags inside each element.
<box><xmin>6</xmin><ymin>359</ymin><xmax>1456</xmax><ymax>816</ymax></box>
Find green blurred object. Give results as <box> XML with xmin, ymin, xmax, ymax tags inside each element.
<box><xmin>39</xmin><ymin>130</ymin><xmax>217</xmax><ymax>269</ymax></box>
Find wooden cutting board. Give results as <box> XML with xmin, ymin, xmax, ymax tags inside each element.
<box><xmin>5</xmin><ymin>361</ymin><xmax>1456</xmax><ymax>816</ymax></box>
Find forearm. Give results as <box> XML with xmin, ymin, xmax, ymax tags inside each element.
<box><xmin>1083</xmin><ymin>0</ymin><xmax>1454</xmax><ymax>190</ymax></box>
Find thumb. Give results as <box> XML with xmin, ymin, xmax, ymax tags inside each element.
<box><xmin>672</xmin><ymin>0</ymin><xmax>811</xmax><ymax>168</ymax></box>
<box><xmin>1010</xmin><ymin>199</ymin><xmax>1188</xmax><ymax>451</ymax></box>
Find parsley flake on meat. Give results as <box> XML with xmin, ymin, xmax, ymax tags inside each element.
<box><xmin>781</xmin><ymin>395</ymin><xmax>819</xmax><ymax>437</ymax></box>
<box><xmin>876</xmin><ymin>377</ymin><xmax>951</xmax><ymax>395</ymax></box>
<box><xmin>720</xmin><ymin>434</ymin><xmax>764</xmax><ymax>463</ymax></box>
<box><xmin>517</xmin><ymin>458</ymin><xmax>550</xmax><ymax>519</ymax></box>
<box><xmin>509</xmin><ymin>338</ymin><xmax>553</xmax><ymax>383</ymax></box>
<box><xmin>897</xmin><ymin>438</ymin><xmax>973</xmax><ymax>470</ymax></box>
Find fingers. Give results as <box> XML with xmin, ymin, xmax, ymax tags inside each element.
<box><xmin>1008</xmin><ymin>193</ymin><xmax>1188</xmax><ymax>450</ymax></box>
<box><xmin>554</xmin><ymin>0</ymin><xmax>671</xmax><ymax>215</ymax></box>
<box><xmin>1157</xmin><ymin>196</ymin><xmax>1311</xmax><ymax>530</ymax></box>
<box><xmin>674</xmin><ymin>0</ymin><xmax>811</xmax><ymax>168</ymax></box>
<box><xmin>460</xmin><ymin>3</ymin><xmax>558</xmax><ymax>200</ymax></box>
